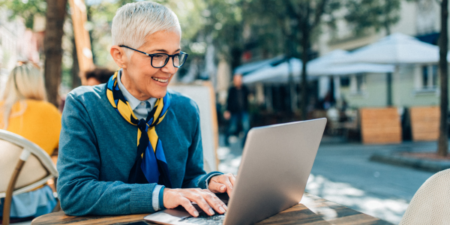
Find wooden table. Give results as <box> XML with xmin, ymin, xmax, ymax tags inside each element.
<box><xmin>32</xmin><ymin>194</ymin><xmax>392</xmax><ymax>225</ymax></box>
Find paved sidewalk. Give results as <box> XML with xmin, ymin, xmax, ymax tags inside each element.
<box><xmin>218</xmin><ymin>135</ymin><xmax>438</xmax><ymax>224</ymax></box>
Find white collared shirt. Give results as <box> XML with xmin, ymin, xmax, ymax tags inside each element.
<box><xmin>117</xmin><ymin>69</ymin><xmax>157</xmax><ymax>120</ymax></box>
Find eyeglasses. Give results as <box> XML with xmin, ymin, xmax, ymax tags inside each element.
<box><xmin>119</xmin><ymin>45</ymin><xmax>188</xmax><ymax>68</ymax></box>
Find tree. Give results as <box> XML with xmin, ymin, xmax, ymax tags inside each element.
<box><xmin>345</xmin><ymin>0</ymin><xmax>401</xmax><ymax>107</ymax></box>
<box><xmin>438</xmin><ymin>0</ymin><xmax>448</xmax><ymax>156</ymax></box>
<box><xmin>200</xmin><ymin>0</ymin><xmax>245</xmax><ymax>70</ymax></box>
<box><xmin>345</xmin><ymin>0</ymin><xmax>401</xmax><ymax>36</ymax></box>
<box><xmin>43</xmin><ymin>0</ymin><xmax>68</xmax><ymax>106</ymax></box>
<box><xmin>289</xmin><ymin>1</ymin><xmax>342</xmax><ymax>120</ymax></box>
<box><xmin>245</xmin><ymin>1</ymin><xmax>299</xmax><ymax>112</ymax></box>
<box><xmin>0</xmin><ymin>0</ymin><xmax>47</xmax><ymax>29</ymax></box>
<box><xmin>246</xmin><ymin>0</ymin><xmax>341</xmax><ymax>119</ymax></box>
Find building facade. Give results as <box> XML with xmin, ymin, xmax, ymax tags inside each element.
<box><xmin>316</xmin><ymin>0</ymin><xmax>445</xmax><ymax>109</ymax></box>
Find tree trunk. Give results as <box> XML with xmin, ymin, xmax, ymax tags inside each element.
<box><xmin>71</xmin><ymin>36</ymin><xmax>81</xmax><ymax>89</ymax></box>
<box><xmin>44</xmin><ymin>0</ymin><xmax>67</xmax><ymax>107</ymax></box>
<box><xmin>438</xmin><ymin>0</ymin><xmax>449</xmax><ymax>156</ymax></box>
<box><xmin>287</xmin><ymin>58</ymin><xmax>296</xmax><ymax>113</ymax></box>
<box><xmin>383</xmin><ymin>3</ymin><xmax>391</xmax><ymax>36</ymax></box>
<box><xmin>285</xmin><ymin>39</ymin><xmax>297</xmax><ymax>114</ymax></box>
<box><xmin>300</xmin><ymin>27</ymin><xmax>310</xmax><ymax>120</ymax></box>
<box><xmin>385</xmin><ymin>20</ymin><xmax>392</xmax><ymax>106</ymax></box>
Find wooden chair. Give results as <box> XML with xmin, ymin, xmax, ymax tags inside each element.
<box><xmin>409</xmin><ymin>106</ymin><xmax>440</xmax><ymax>141</ymax></box>
<box><xmin>360</xmin><ymin>108</ymin><xmax>402</xmax><ymax>144</ymax></box>
<box><xmin>400</xmin><ymin>169</ymin><xmax>450</xmax><ymax>225</ymax></box>
<box><xmin>0</xmin><ymin>130</ymin><xmax>58</xmax><ymax>225</ymax></box>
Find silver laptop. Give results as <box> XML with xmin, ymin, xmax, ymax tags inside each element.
<box><xmin>144</xmin><ymin>118</ymin><xmax>327</xmax><ymax>225</ymax></box>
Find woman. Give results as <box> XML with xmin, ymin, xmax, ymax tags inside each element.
<box><xmin>58</xmin><ymin>1</ymin><xmax>235</xmax><ymax>217</ymax></box>
<box><xmin>0</xmin><ymin>63</ymin><xmax>61</xmax><ymax>220</ymax></box>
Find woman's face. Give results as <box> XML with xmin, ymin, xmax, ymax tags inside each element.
<box><xmin>121</xmin><ymin>30</ymin><xmax>181</xmax><ymax>100</ymax></box>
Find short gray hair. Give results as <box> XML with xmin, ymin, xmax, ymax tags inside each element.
<box><xmin>112</xmin><ymin>1</ymin><xmax>181</xmax><ymax>57</ymax></box>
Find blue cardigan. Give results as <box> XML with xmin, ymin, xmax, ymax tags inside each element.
<box><xmin>57</xmin><ymin>84</ymin><xmax>221</xmax><ymax>216</ymax></box>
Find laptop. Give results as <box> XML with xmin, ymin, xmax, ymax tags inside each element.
<box><xmin>144</xmin><ymin>118</ymin><xmax>327</xmax><ymax>225</ymax></box>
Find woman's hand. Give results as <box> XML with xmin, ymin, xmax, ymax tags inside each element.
<box><xmin>208</xmin><ymin>173</ymin><xmax>236</xmax><ymax>197</ymax></box>
<box><xmin>163</xmin><ymin>188</ymin><xmax>227</xmax><ymax>217</ymax></box>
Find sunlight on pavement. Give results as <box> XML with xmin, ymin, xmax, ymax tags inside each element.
<box><xmin>218</xmin><ymin>146</ymin><xmax>241</xmax><ymax>175</ymax></box>
<box><xmin>217</xmin><ymin>142</ymin><xmax>414</xmax><ymax>224</ymax></box>
<box><xmin>306</xmin><ymin>174</ymin><xmax>409</xmax><ymax>224</ymax></box>
<box><xmin>218</xmin><ymin>156</ymin><xmax>241</xmax><ymax>175</ymax></box>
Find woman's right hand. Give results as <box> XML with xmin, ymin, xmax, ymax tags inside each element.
<box><xmin>163</xmin><ymin>188</ymin><xmax>227</xmax><ymax>217</ymax></box>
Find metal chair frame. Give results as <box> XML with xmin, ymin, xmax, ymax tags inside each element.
<box><xmin>0</xmin><ymin>130</ymin><xmax>58</xmax><ymax>225</ymax></box>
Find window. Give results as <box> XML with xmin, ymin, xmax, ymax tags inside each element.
<box><xmin>432</xmin><ymin>65</ymin><xmax>438</xmax><ymax>87</ymax></box>
<box><xmin>340</xmin><ymin>77</ymin><xmax>350</xmax><ymax>87</ymax></box>
<box><xmin>422</xmin><ymin>65</ymin><xmax>429</xmax><ymax>87</ymax></box>
<box><xmin>356</xmin><ymin>75</ymin><xmax>364</xmax><ymax>93</ymax></box>
<box><xmin>350</xmin><ymin>74</ymin><xmax>365</xmax><ymax>94</ymax></box>
<box><xmin>419</xmin><ymin>65</ymin><xmax>438</xmax><ymax>90</ymax></box>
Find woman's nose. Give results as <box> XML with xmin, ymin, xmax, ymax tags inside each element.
<box><xmin>161</xmin><ymin>57</ymin><xmax>177</xmax><ymax>74</ymax></box>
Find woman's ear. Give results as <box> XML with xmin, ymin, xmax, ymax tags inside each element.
<box><xmin>110</xmin><ymin>45</ymin><xmax>128</xmax><ymax>69</ymax></box>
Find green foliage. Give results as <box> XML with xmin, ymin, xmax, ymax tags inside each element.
<box><xmin>345</xmin><ymin>0</ymin><xmax>401</xmax><ymax>35</ymax></box>
<box><xmin>243</xmin><ymin>0</ymin><xmax>288</xmax><ymax>56</ymax></box>
<box><xmin>203</xmin><ymin>0</ymin><xmax>244</xmax><ymax>60</ymax></box>
<box><xmin>167</xmin><ymin>0</ymin><xmax>207</xmax><ymax>44</ymax></box>
<box><xmin>0</xmin><ymin>0</ymin><xmax>405</xmax><ymax>72</ymax></box>
<box><xmin>85</xmin><ymin>1</ymin><xmax>129</xmax><ymax>67</ymax></box>
<box><xmin>0</xmin><ymin>0</ymin><xmax>47</xmax><ymax>29</ymax></box>
<box><xmin>243</xmin><ymin>0</ymin><xmax>342</xmax><ymax>57</ymax></box>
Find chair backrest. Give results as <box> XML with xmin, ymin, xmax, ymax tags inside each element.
<box><xmin>409</xmin><ymin>106</ymin><xmax>440</xmax><ymax>141</ymax></box>
<box><xmin>360</xmin><ymin>107</ymin><xmax>402</xmax><ymax>144</ymax></box>
<box><xmin>0</xmin><ymin>130</ymin><xmax>58</xmax><ymax>198</ymax></box>
<box><xmin>399</xmin><ymin>169</ymin><xmax>450</xmax><ymax>225</ymax></box>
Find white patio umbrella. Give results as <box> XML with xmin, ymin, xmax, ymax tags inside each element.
<box><xmin>315</xmin><ymin>63</ymin><xmax>395</xmax><ymax>75</ymax></box>
<box><xmin>243</xmin><ymin>58</ymin><xmax>310</xmax><ymax>84</ymax></box>
<box><xmin>308</xmin><ymin>50</ymin><xmax>395</xmax><ymax>76</ymax></box>
<box><xmin>234</xmin><ymin>55</ymin><xmax>285</xmax><ymax>75</ymax></box>
<box><xmin>242</xmin><ymin>57</ymin><xmax>312</xmax><ymax>113</ymax></box>
<box><xmin>333</xmin><ymin>33</ymin><xmax>439</xmax><ymax>64</ymax></box>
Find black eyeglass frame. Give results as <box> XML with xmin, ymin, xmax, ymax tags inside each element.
<box><xmin>119</xmin><ymin>45</ymin><xmax>188</xmax><ymax>68</ymax></box>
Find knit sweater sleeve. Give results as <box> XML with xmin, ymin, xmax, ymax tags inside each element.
<box><xmin>57</xmin><ymin>93</ymin><xmax>157</xmax><ymax>216</ymax></box>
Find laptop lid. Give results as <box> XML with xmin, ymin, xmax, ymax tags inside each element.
<box><xmin>223</xmin><ymin>118</ymin><xmax>327</xmax><ymax>225</ymax></box>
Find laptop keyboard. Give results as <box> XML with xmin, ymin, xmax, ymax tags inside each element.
<box><xmin>179</xmin><ymin>212</ymin><xmax>225</xmax><ymax>225</ymax></box>
<box><xmin>178</xmin><ymin>194</ymin><xmax>229</xmax><ymax>225</ymax></box>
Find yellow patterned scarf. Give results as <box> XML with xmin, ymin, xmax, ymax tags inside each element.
<box><xmin>106</xmin><ymin>71</ymin><xmax>171</xmax><ymax>186</ymax></box>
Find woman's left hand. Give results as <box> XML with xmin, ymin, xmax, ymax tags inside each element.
<box><xmin>208</xmin><ymin>173</ymin><xmax>236</xmax><ymax>197</ymax></box>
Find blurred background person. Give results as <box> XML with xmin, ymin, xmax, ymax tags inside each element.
<box><xmin>84</xmin><ymin>67</ymin><xmax>114</xmax><ymax>86</ymax></box>
<box><xmin>224</xmin><ymin>74</ymin><xmax>250</xmax><ymax>147</ymax></box>
<box><xmin>59</xmin><ymin>67</ymin><xmax>114</xmax><ymax>111</ymax></box>
<box><xmin>0</xmin><ymin>63</ymin><xmax>60</xmax><ymax>221</ymax></box>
